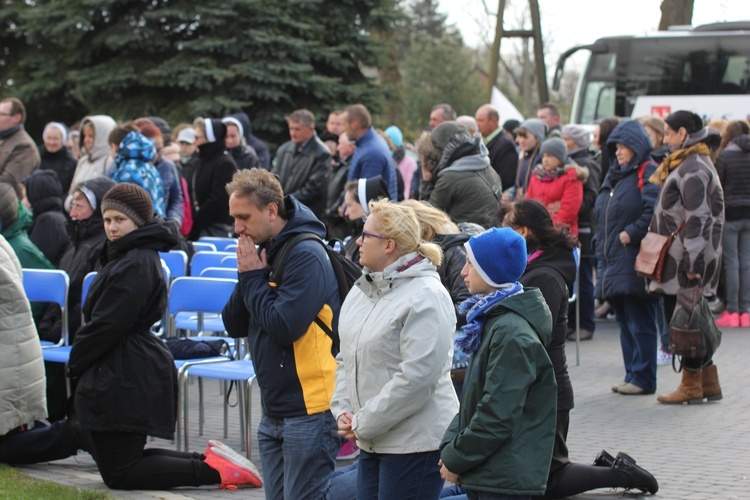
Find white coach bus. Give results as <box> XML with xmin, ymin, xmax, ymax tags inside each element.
<box><xmin>553</xmin><ymin>21</ymin><xmax>750</xmax><ymax>123</ymax></box>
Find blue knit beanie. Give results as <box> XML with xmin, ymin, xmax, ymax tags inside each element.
<box><xmin>384</xmin><ymin>125</ymin><xmax>403</xmax><ymax>149</ymax></box>
<box><xmin>464</xmin><ymin>227</ymin><xmax>527</xmax><ymax>287</ymax></box>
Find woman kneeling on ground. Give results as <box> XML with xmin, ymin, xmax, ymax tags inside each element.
<box><xmin>0</xmin><ymin>183</ymin><xmax>261</xmax><ymax>491</ymax></box>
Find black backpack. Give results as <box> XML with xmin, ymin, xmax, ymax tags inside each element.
<box><xmin>270</xmin><ymin>233</ymin><xmax>362</xmax><ymax>354</ymax></box>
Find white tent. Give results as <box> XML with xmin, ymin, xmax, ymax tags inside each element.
<box><xmin>490</xmin><ymin>86</ymin><xmax>525</xmax><ymax>122</ymax></box>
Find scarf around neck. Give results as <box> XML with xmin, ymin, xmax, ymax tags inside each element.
<box><xmin>455</xmin><ymin>282</ymin><xmax>523</xmax><ymax>355</ymax></box>
<box><xmin>0</xmin><ymin>124</ymin><xmax>22</xmax><ymax>140</ymax></box>
<box><xmin>649</xmin><ymin>142</ymin><xmax>710</xmax><ymax>186</ymax></box>
<box><xmin>532</xmin><ymin>163</ymin><xmax>565</xmax><ymax>181</ymax></box>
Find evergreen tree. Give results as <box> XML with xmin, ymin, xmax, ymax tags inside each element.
<box><xmin>0</xmin><ymin>0</ymin><xmax>399</xmax><ymax>145</ymax></box>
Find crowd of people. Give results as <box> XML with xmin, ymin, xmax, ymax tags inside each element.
<box><xmin>0</xmin><ymin>91</ymin><xmax>742</xmax><ymax>498</ymax></box>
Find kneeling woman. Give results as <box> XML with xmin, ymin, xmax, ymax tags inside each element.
<box><xmin>331</xmin><ymin>199</ymin><xmax>458</xmax><ymax>499</ymax></box>
<box><xmin>0</xmin><ymin>183</ymin><xmax>261</xmax><ymax>491</ymax></box>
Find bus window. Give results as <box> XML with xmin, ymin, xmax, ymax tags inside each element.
<box><xmin>581</xmin><ymin>82</ymin><xmax>615</xmax><ymax>123</ymax></box>
<box><xmin>579</xmin><ymin>53</ymin><xmax>616</xmax><ymax>123</ymax></box>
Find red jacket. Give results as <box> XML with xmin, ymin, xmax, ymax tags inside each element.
<box><xmin>526</xmin><ymin>166</ymin><xmax>584</xmax><ymax>235</ymax></box>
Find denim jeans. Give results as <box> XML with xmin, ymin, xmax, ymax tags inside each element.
<box><xmin>610</xmin><ymin>296</ymin><xmax>659</xmax><ymax>392</ymax></box>
<box><xmin>257</xmin><ymin>411</ymin><xmax>339</xmax><ymax>500</ymax></box>
<box><xmin>357</xmin><ymin>449</ymin><xmax>444</xmax><ymax>500</ymax></box>
<box><xmin>569</xmin><ymin>256</ymin><xmax>596</xmax><ymax>332</ymax></box>
<box><xmin>722</xmin><ymin>218</ymin><xmax>750</xmax><ymax>313</ymax></box>
<box><xmin>325</xmin><ymin>463</ymin><xmax>358</xmax><ymax>500</ymax></box>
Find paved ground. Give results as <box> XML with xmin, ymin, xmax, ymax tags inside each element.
<box><xmin>14</xmin><ymin>318</ymin><xmax>750</xmax><ymax>499</ymax></box>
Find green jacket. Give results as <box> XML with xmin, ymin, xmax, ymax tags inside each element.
<box><xmin>440</xmin><ymin>287</ymin><xmax>557</xmax><ymax>496</ymax></box>
<box><xmin>2</xmin><ymin>203</ymin><xmax>55</xmax><ymax>322</ymax></box>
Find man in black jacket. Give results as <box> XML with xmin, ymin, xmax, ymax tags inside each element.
<box><xmin>271</xmin><ymin>109</ymin><xmax>331</xmax><ymax>220</ymax></box>
<box><xmin>475</xmin><ymin>104</ymin><xmax>518</xmax><ymax>191</ymax></box>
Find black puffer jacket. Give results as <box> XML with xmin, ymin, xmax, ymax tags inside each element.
<box><xmin>229</xmin><ymin>144</ymin><xmax>259</xmax><ymax>171</ymax></box>
<box><xmin>37</xmin><ymin>177</ymin><xmax>115</xmax><ymax>343</ymax></box>
<box><xmin>39</xmin><ymin>146</ymin><xmax>77</xmax><ymax>194</ymax></box>
<box><xmin>568</xmin><ymin>147</ymin><xmax>601</xmax><ymax>257</ymax></box>
<box><xmin>434</xmin><ymin>222</ymin><xmax>485</xmax><ymax>327</ymax></box>
<box><xmin>23</xmin><ymin>170</ymin><xmax>70</xmax><ymax>267</ymax></box>
<box><xmin>520</xmin><ymin>243</ymin><xmax>576</xmax><ymax>412</ymax></box>
<box><xmin>68</xmin><ymin>219</ymin><xmax>179</xmax><ymax>439</ymax></box>
<box><xmin>188</xmin><ymin>140</ymin><xmax>237</xmax><ymax>240</ymax></box>
<box><xmin>715</xmin><ymin>134</ymin><xmax>750</xmax><ymax>222</ymax></box>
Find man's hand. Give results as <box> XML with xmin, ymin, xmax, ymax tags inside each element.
<box><xmin>337</xmin><ymin>412</ymin><xmax>356</xmax><ymax>441</ymax></box>
<box><xmin>619</xmin><ymin>231</ymin><xmax>630</xmax><ymax>245</ymax></box>
<box><xmin>236</xmin><ymin>234</ymin><xmax>266</xmax><ymax>273</ymax></box>
<box><xmin>438</xmin><ymin>460</ymin><xmax>459</xmax><ymax>483</ymax></box>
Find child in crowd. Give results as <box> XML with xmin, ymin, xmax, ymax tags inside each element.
<box><xmin>439</xmin><ymin>227</ymin><xmax>557</xmax><ymax>500</ymax></box>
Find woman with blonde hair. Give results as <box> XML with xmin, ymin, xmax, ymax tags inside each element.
<box><xmin>331</xmin><ymin>199</ymin><xmax>458</xmax><ymax>499</ymax></box>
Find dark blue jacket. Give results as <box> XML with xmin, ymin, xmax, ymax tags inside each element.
<box><xmin>154</xmin><ymin>157</ymin><xmax>184</xmax><ymax>224</ymax></box>
<box><xmin>348</xmin><ymin>127</ymin><xmax>399</xmax><ymax>201</ymax></box>
<box><xmin>230</xmin><ymin>112</ymin><xmax>271</xmax><ymax>169</ymax></box>
<box><xmin>222</xmin><ymin>196</ymin><xmax>340</xmax><ymax>418</ymax></box>
<box><xmin>594</xmin><ymin>120</ymin><xmax>660</xmax><ymax>299</ymax></box>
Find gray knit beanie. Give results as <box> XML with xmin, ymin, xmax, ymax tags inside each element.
<box><xmin>540</xmin><ymin>137</ymin><xmax>568</xmax><ymax>165</ymax></box>
<box><xmin>562</xmin><ymin>125</ymin><xmax>591</xmax><ymax>148</ymax></box>
<box><xmin>515</xmin><ymin>118</ymin><xmax>547</xmax><ymax>142</ymax></box>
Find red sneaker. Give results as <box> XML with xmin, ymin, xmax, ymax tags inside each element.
<box><xmin>741</xmin><ymin>312</ymin><xmax>750</xmax><ymax>328</ymax></box>
<box><xmin>337</xmin><ymin>440</ymin><xmax>360</xmax><ymax>460</ymax></box>
<box><xmin>204</xmin><ymin>443</ymin><xmax>263</xmax><ymax>489</ymax></box>
<box><xmin>715</xmin><ymin>311</ymin><xmax>740</xmax><ymax>328</ymax></box>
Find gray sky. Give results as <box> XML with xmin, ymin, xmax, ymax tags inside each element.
<box><xmin>441</xmin><ymin>0</ymin><xmax>750</xmax><ymax>67</ymax></box>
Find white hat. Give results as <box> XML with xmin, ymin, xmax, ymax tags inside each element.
<box><xmin>177</xmin><ymin>128</ymin><xmax>195</xmax><ymax>144</ymax></box>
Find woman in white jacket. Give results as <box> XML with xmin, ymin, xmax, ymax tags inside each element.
<box><xmin>0</xmin><ymin>234</ymin><xmax>46</xmax><ymax>436</ymax></box>
<box><xmin>331</xmin><ymin>199</ymin><xmax>458</xmax><ymax>500</ymax></box>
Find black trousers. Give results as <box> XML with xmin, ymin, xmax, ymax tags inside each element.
<box><xmin>0</xmin><ymin>420</ymin><xmax>220</xmax><ymax>490</ymax></box>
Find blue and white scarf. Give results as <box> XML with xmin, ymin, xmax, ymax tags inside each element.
<box><xmin>455</xmin><ymin>282</ymin><xmax>524</xmax><ymax>355</ymax></box>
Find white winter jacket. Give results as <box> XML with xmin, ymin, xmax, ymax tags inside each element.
<box><xmin>0</xmin><ymin>235</ymin><xmax>46</xmax><ymax>435</ymax></box>
<box><xmin>331</xmin><ymin>252</ymin><xmax>459</xmax><ymax>454</ymax></box>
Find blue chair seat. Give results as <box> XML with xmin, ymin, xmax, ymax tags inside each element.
<box><xmin>42</xmin><ymin>346</ymin><xmax>72</xmax><ymax>363</ymax></box>
<box><xmin>174</xmin><ymin>356</ymin><xmax>230</xmax><ymax>370</ymax></box>
<box><xmin>186</xmin><ymin>360</ymin><xmax>255</xmax><ymax>380</ymax></box>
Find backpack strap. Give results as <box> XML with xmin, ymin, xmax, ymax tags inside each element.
<box><xmin>637</xmin><ymin>160</ymin><xmax>650</xmax><ymax>190</ymax></box>
<box><xmin>269</xmin><ymin>232</ymin><xmax>338</xmax><ymax>347</ymax></box>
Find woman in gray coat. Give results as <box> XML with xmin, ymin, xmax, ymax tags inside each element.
<box><xmin>647</xmin><ymin>110</ymin><xmax>725</xmax><ymax>405</ymax></box>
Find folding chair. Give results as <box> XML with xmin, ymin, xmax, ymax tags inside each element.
<box><xmin>167</xmin><ymin>276</ymin><xmax>240</xmax><ymax>450</ymax></box>
<box><xmin>220</xmin><ymin>255</ymin><xmax>238</xmax><ymax>268</ymax></box>
<box><xmin>190</xmin><ymin>251</ymin><xmax>235</xmax><ymax>277</ymax></box>
<box><xmin>198</xmin><ymin>237</ymin><xmax>238</xmax><ymax>252</ymax></box>
<box><xmin>159</xmin><ymin>250</ymin><xmax>188</xmax><ymax>279</ymax></box>
<box><xmin>179</xmin><ymin>338</ymin><xmax>255</xmax><ymax>457</ymax></box>
<box><xmin>224</xmin><ymin>244</ymin><xmax>238</xmax><ymax>253</ymax></box>
<box><xmin>192</xmin><ymin>242</ymin><xmax>217</xmax><ymax>253</ymax></box>
<box><xmin>168</xmin><ymin>276</ymin><xmax>238</xmax><ymax>337</ymax></box>
<box><xmin>200</xmin><ymin>267</ymin><xmax>238</xmax><ymax>280</ymax></box>
<box><xmin>23</xmin><ymin>269</ymin><xmax>69</xmax><ymax>348</ymax></box>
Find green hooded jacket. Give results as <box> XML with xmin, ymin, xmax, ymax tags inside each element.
<box><xmin>2</xmin><ymin>203</ymin><xmax>55</xmax><ymax>321</ymax></box>
<box><xmin>440</xmin><ymin>287</ymin><xmax>557</xmax><ymax>496</ymax></box>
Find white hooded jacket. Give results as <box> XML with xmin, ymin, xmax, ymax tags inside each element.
<box><xmin>331</xmin><ymin>252</ymin><xmax>459</xmax><ymax>454</ymax></box>
<box><xmin>0</xmin><ymin>235</ymin><xmax>46</xmax><ymax>435</ymax></box>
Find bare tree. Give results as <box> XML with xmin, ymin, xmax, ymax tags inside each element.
<box><xmin>658</xmin><ymin>0</ymin><xmax>694</xmax><ymax>30</ymax></box>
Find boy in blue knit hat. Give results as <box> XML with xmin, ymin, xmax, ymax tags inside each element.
<box><xmin>439</xmin><ymin>227</ymin><xmax>558</xmax><ymax>499</ymax></box>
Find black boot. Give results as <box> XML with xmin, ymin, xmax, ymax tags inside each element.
<box><xmin>613</xmin><ymin>452</ymin><xmax>659</xmax><ymax>494</ymax></box>
<box><xmin>592</xmin><ymin>449</ymin><xmax>615</xmax><ymax>467</ymax></box>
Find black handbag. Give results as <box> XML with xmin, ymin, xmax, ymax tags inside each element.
<box><xmin>668</xmin><ymin>287</ymin><xmax>722</xmax><ymax>366</ymax></box>
<box><xmin>165</xmin><ymin>337</ymin><xmax>231</xmax><ymax>360</ymax></box>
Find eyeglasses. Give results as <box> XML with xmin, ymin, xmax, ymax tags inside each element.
<box><xmin>0</xmin><ymin>113</ymin><xmax>13</xmax><ymax>117</ymax></box>
<box><xmin>360</xmin><ymin>230</ymin><xmax>388</xmax><ymax>241</ymax></box>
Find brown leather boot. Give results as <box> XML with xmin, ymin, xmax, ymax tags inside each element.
<box><xmin>701</xmin><ymin>364</ymin><xmax>723</xmax><ymax>401</ymax></box>
<box><xmin>657</xmin><ymin>369</ymin><xmax>703</xmax><ymax>404</ymax></box>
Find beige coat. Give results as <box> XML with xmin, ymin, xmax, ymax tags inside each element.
<box><xmin>0</xmin><ymin>127</ymin><xmax>40</xmax><ymax>189</ymax></box>
<box><xmin>0</xmin><ymin>235</ymin><xmax>46</xmax><ymax>435</ymax></box>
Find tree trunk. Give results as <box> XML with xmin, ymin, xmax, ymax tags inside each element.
<box><xmin>658</xmin><ymin>0</ymin><xmax>694</xmax><ymax>30</ymax></box>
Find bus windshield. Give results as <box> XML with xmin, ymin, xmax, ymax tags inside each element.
<box><xmin>578</xmin><ymin>35</ymin><xmax>750</xmax><ymax>123</ymax></box>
